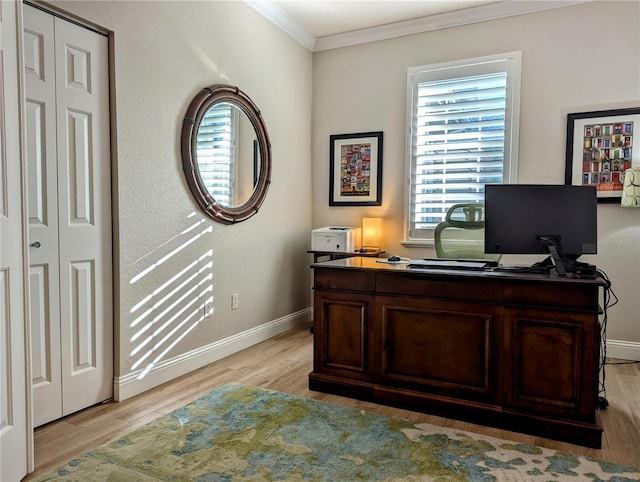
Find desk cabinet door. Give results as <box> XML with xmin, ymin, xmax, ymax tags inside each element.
<box><xmin>503</xmin><ymin>307</ymin><xmax>599</xmax><ymax>421</ymax></box>
<box><xmin>375</xmin><ymin>296</ymin><xmax>502</xmax><ymax>404</ymax></box>
<box><xmin>313</xmin><ymin>289</ymin><xmax>374</xmax><ymax>381</ymax></box>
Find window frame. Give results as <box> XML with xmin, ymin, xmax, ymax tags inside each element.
<box><xmin>403</xmin><ymin>52</ymin><xmax>522</xmax><ymax>246</ymax></box>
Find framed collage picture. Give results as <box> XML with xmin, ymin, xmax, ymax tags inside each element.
<box><xmin>329</xmin><ymin>131</ymin><xmax>383</xmax><ymax>206</ymax></box>
<box><xmin>565</xmin><ymin>107</ymin><xmax>640</xmax><ymax>203</ymax></box>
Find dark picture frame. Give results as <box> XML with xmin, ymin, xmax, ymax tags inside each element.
<box><xmin>565</xmin><ymin>107</ymin><xmax>640</xmax><ymax>203</ymax></box>
<box><xmin>329</xmin><ymin>131</ymin><xmax>383</xmax><ymax>206</ymax></box>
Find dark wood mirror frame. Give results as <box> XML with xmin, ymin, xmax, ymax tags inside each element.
<box><xmin>181</xmin><ymin>84</ymin><xmax>271</xmax><ymax>224</ymax></box>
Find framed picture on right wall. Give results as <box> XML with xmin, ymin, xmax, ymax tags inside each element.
<box><xmin>565</xmin><ymin>107</ymin><xmax>640</xmax><ymax>203</ymax></box>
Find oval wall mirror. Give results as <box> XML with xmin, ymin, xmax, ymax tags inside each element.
<box><xmin>181</xmin><ymin>84</ymin><xmax>271</xmax><ymax>224</ymax></box>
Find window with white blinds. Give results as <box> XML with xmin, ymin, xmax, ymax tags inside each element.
<box><xmin>406</xmin><ymin>53</ymin><xmax>521</xmax><ymax>243</ymax></box>
<box><xmin>196</xmin><ymin>102</ymin><xmax>237</xmax><ymax>207</ymax></box>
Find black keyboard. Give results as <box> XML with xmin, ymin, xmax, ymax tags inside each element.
<box><xmin>408</xmin><ymin>259</ymin><xmax>490</xmax><ymax>271</ymax></box>
<box><xmin>422</xmin><ymin>257</ymin><xmax>499</xmax><ymax>267</ymax></box>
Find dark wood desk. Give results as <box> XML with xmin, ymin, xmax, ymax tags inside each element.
<box><xmin>309</xmin><ymin>257</ymin><xmax>606</xmax><ymax>448</ymax></box>
<box><xmin>307</xmin><ymin>249</ymin><xmax>385</xmax><ymax>263</ymax></box>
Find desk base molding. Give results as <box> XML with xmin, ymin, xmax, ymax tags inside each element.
<box><xmin>309</xmin><ymin>373</ymin><xmax>603</xmax><ymax>448</ymax></box>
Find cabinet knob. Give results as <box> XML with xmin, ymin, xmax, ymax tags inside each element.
<box><xmin>30</xmin><ymin>241</ymin><xmax>41</xmax><ymax>248</ymax></box>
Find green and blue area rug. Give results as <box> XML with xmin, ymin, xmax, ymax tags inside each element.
<box><xmin>33</xmin><ymin>383</ymin><xmax>639</xmax><ymax>481</ymax></box>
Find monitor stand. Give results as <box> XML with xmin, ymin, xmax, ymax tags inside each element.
<box><xmin>533</xmin><ymin>235</ymin><xmax>596</xmax><ymax>276</ymax></box>
<box><xmin>534</xmin><ymin>244</ymin><xmax>568</xmax><ymax>276</ymax></box>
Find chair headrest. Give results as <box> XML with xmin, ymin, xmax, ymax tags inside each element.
<box><xmin>445</xmin><ymin>203</ymin><xmax>485</xmax><ymax>228</ymax></box>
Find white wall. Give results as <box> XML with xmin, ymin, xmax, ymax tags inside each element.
<box><xmin>312</xmin><ymin>1</ymin><xmax>640</xmax><ymax>350</ymax></box>
<box><xmin>49</xmin><ymin>0</ymin><xmax>314</xmax><ymax>396</ymax></box>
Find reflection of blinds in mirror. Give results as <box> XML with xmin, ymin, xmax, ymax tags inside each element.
<box><xmin>196</xmin><ymin>103</ymin><xmax>235</xmax><ymax>206</ymax></box>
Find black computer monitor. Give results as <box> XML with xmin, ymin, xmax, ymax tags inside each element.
<box><xmin>484</xmin><ymin>184</ymin><xmax>597</xmax><ymax>275</ymax></box>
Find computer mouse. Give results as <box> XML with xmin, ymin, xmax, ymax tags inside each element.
<box><xmin>388</xmin><ymin>255</ymin><xmax>402</xmax><ymax>262</ymax></box>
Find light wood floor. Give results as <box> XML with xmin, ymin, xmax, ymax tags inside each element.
<box><xmin>25</xmin><ymin>324</ymin><xmax>640</xmax><ymax>480</ymax></box>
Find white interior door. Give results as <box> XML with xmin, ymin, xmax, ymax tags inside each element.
<box><xmin>24</xmin><ymin>4</ymin><xmax>113</xmax><ymax>428</ymax></box>
<box><xmin>53</xmin><ymin>8</ymin><xmax>113</xmax><ymax>417</ymax></box>
<box><xmin>1</xmin><ymin>1</ymin><xmax>30</xmax><ymax>480</ymax></box>
<box><xmin>24</xmin><ymin>4</ymin><xmax>62</xmax><ymax>427</ymax></box>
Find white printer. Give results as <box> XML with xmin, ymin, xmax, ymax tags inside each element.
<box><xmin>311</xmin><ymin>226</ymin><xmax>361</xmax><ymax>252</ymax></box>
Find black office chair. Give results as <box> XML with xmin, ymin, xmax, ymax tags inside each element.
<box><xmin>434</xmin><ymin>203</ymin><xmax>502</xmax><ymax>262</ymax></box>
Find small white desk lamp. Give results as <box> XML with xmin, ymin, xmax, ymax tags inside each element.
<box><xmin>361</xmin><ymin>217</ymin><xmax>382</xmax><ymax>251</ymax></box>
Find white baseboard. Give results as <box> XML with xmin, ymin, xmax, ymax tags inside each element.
<box><xmin>114</xmin><ymin>308</ymin><xmax>312</xmax><ymax>401</ymax></box>
<box><xmin>606</xmin><ymin>339</ymin><xmax>640</xmax><ymax>361</ymax></box>
<box><xmin>114</xmin><ymin>313</ymin><xmax>636</xmax><ymax>401</ymax></box>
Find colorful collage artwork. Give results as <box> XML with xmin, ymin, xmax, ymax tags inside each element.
<box><xmin>582</xmin><ymin>121</ymin><xmax>633</xmax><ymax>191</ymax></box>
<box><xmin>340</xmin><ymin>143</ymin><xmax>371</xmax><ymax>196</ymax></box>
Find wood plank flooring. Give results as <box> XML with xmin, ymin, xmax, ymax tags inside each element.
<box><xmin>24</xmin><ymin>324</ymin><xmax>640</xmax><ymax>479</ymax></box>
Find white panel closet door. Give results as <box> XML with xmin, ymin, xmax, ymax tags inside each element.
<box><xmin>53</xmin><ymin>12</ymin><xmax>113</xmax><ymax>417</ymax></box>
<box><xmin>24</xmin><ymin>4</ymin><xmax>112</xmax><ymax>427</ymax></box>
<box><xmin>24</xmin><ymin>4</ymin><xmax>63</xmax><ymax>427</ymax></box>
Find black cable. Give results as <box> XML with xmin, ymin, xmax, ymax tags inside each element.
<box><xmin>595</xmin><ymin>268</ymin><xmax>618</xmax><ymax>409</ymax></box>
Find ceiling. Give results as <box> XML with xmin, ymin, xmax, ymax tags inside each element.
<box><xmin>247</xmin><ymin>0</ymin><xmax>589</xmax><ymax>51</ymax></box>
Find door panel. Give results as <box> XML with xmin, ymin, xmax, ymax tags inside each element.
<box><xmin>503</xmin><ymin>307</ymin><xmax>598</xmax><ymax>420</ymax></box>
<box><xmin>69</xmin><ymin>260</ymin><xmax>96</xmax><ymax>372</ymax></box>
<box><xmin>24</xmin><ymin>17</ymin><xmax>63</xmax><ymax>423</ymax></box>
<box><xmin>24</xmin><ymin>3</ymin><xmax>63</xmax><ymax>428</ymax></box>
<box><xmin>29</xmin><ymin>263</ymin><xmax>62</xmax><ymax>425</ymax></box>
<box><xmin>24</xmin><ymin>101</ymin><xmax>47</xmax><ymax>224</ymax></box>
<box><xmin>54</xmin><ymin>15</ymin><xmax>112</xmax><ymax>416</ymax></box>
<box><xmin>313</xmin><ymin>289</ymin><xmax>374</xmax><ymax>381</ymax></box>
<box><xmin>29</xmin><ymin>265</ymin><xmax>53</xmax><ymax>385</ymax></box>
<box><xmin>66</xmin><ymin>110</ymin><xmax>93</xmax><ymax>224</ymax></box>
<box><xmin>376</xmin><ymin>295</ymin><xmax>503</xmax><ymax>404</ymax></box>
<box><xmin>24</xmin><ymin>4</ymin><xmax>112</xmax><ymax>426</ymax></box>
<box><xmin>0</xmin><ymin>271</ymin><xmax>13</xmax><ymax>430</ymax></box>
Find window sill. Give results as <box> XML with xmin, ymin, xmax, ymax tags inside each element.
<box><xmin>401</xmin><ymin>239</ymin><xmax>435</xmax><ymax>248</ymax></box>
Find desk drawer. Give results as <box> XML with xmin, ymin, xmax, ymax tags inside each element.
<box><xmin>376</xmin><ymin>272</ymin><xmax>502</xmax><ymax>303</ymax></box>
<box><xmin>504</xmin><ymin>281</ymin><xmax>599</xmax><ymax>311</ymax></box>
<box><xmin>314</xmin><ymin>268</ymin><xmax>375</xmax><ymax>292</ymax></box>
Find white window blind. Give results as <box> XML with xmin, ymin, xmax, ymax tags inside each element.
<box><xmin>196</xmin><ymin>103</ymin><xmax>236</xmax><ymax>206</ymax></box>
<box><xmin>406</xmin><ymin>53</ymin><xmax>521</xmax><ymax>243</ymax></box>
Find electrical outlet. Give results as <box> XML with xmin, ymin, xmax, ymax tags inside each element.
<box><xmin>204</xmin><ymin>301</ymin><xmax>213</xmax><ymax>318</ymax></box>
<box><xmin>231</xmin><ymin>293</ymin><xmax>239</xmax><ymax>310</ymax></box>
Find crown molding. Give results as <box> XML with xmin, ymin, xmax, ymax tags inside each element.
<box><xmin>245</xmin><ymin>0</ymin><xmax>316</xmax><ymax>51</ymax></box>
<box><xmin>247</xmin><ymin>0</ymin><xmax>592</xmax><ymax>53</ymax></box>
<box><xmin>315</xmin><ymin>1</ymin><xmax>592</xmax><ymax>51</ymax></box>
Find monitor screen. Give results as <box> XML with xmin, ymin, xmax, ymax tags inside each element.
<box><xmin>484</xmin><ymin>184</ymin><xmax>597</xmax><ymax>260</ymax></box>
